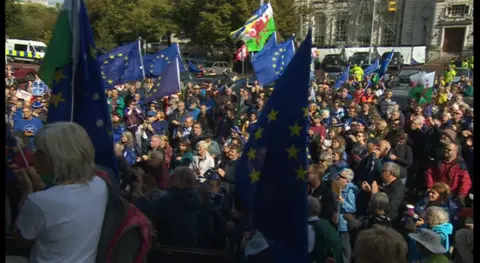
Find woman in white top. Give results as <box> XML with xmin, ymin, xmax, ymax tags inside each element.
<box><xmin>189</xmin><ymin>140</ymin><xmax>215</xmax><ymax>180</ymax></box>
<box><xmin>13</xmin><ymin>122</ymin><xmax>108</xmax><ymax>263</ymax></box>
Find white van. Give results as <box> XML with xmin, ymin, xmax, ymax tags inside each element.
<box><xmin>5</xmin><ymin>39</ymin><xmax>47</xmax><ymax>63</ymax></box>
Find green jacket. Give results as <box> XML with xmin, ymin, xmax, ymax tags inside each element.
<box><xmin>308</xmin><ymin>218</ymin><xmax>343</xmax><ymax>263</ymax></box>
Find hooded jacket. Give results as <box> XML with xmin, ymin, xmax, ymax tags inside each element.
<box><xmin>408</xmin><ymin>223</ymin><xmax>453</xmax><ymax>262</ymax></box>
<box><xmin>338</xmin><ymin>182</ymin><xmax>358</xmax><ymax>232</ymax></box>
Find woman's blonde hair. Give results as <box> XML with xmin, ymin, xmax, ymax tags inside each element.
<box><xmin>35</xmin><ymin>122</ymin><xmax>96</xmax><ymax>184</ymax></box>
<box><xmin>158</xmin><ymin>135</ymin><xmax>169</xmax><ymax>147</ymax></box>
<box><xmin>122</xmin><ymin>131</ymin><xmax>135</xmax><ymax>148</ymax></box>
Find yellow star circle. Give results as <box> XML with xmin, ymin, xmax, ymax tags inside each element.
<box><xmin>296</xmin><ymin>166</ymin><xmax>308</xmax><ymax>181</ymax></box>
<box><xmin>255</xmin><ymin>127</ymin><xmax>263</xmax><ymax>140</ymax></box>
<box><xmin>267</xmin><ymin>109</ymin><xmax>278</xmax><ymax>123</ymax></box>
<box><xmin>289</xmin><ymin>122</ymin><xmax>302</xmax><ymax>137</ymax></box>
<box><xmin>286</xmin><ymin>144</ymin><xmax>299</xmax><ymax>159</ymax></box>
<box><xmin>247</xmin><ymin>148</ymin><xmax>256</xmax><ymax>161</ymax></box>
<box><xmin>249</xmin><ymin>169</ymin><xmax>261</xmax><ymax>183</ymax></box>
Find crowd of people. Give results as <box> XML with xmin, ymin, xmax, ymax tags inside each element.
<box><xmin>5</xmin><ymin>60</ymin><xmax>474</xmax><ymax>263</ymax></box>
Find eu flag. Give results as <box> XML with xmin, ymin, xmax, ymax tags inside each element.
<box><xmin>144</xmin><ymin>57</ymin><xmax>181</xmax><ymax>103</ymax></box>
<box><xmin>363</xmin><ymin>59</ymin><xmax>379</xmax><ymax>78</ymax></box>
<box><xmin>378</xmin><ymin>49</ymin><xmax>394</xmax><ymax>80</ymax></box>
<box><xmin>252</xmin><ymin>37</ymin><xmax>295</xmax><ymax>86</ymax></box>
<box><xmin>144</xmin><ymin>43</ymin><xmax>187</xmax><ymax>78</ymax></box>
<box><xmin>251</xmin><ymin>32</ymin><xmax>277</xmax><ymax>60</ymax></box>
<box><xmin>235</xmin><ymin>30</ymin><xmax>312</xmax><ymax>263</ymax></box>
<box><xmin>98</xmin><ymin>40</ymin><xmax>145</xmax><ymax>89</ymax></box>
<box><xmin>334</xmin><ymin>65</ymin><xmax>351</xmax><ymax>89</ymax></box>
<box><xmin>39</xmin><ymin>0</ymin><xmax>118</xmax><ymax>182</ymax></box>
<box><xmin>188</xmin><ymin>61</ymin><xmax>202</xmax><ymax>74</ymax></box>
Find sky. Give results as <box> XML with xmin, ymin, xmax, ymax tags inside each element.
<box><xmin>48</xmin><ymin>0</ymin><xmax>63</xmax><ymax>4</ymax></box>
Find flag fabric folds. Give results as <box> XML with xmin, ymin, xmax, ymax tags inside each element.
<box><xmin>378</xmin><ymin>49</ymin><xmax>394</xmax><ymax>79</ymax></box>
<box><xmin>334</xmin><ymin>65</ymin><xmax>351</xmax><ymax>89</ymax></box>
<box><xmin>251</xmin><ymin>37</ymin><xmax>295</xmax><ymax>86</ymax></box>
<box><xmin>144</xmin><ymin>57</ymin><xmax>181</xmax><ymax>103</ymax></box>
<box><xmin>188</xmin><ymin>61</ymin><xmax>202</xmax><ymax>74</ymax></box>
<box><xmin>98</xmin><ymin>40</ymin><xmax>144</xmax><ymax>89</ymax></box>
<box><xmin>363</xmin><ymin>59</ymin><xmax>379</xmax><ymax>78</ymax></box>
<box><xmin>235</xmin><ymin>44</ymin><xmax>248</xmax><ymax>62</ymax></box>
<box><xmin>251</xmin><ymin>32</ymin><xmax>277</xmax><ymax>60</ymax></box>
<box><xmin>39</xmin><ymin>0</ymin><xmax>118</xmax><ymax>181</ymax></box>
<box><xmin>144</xmin><ymin>43</ymin><xmax>187</xmax><ymax>78</ymax></box>
<box><xmin>235</xmin><ymin>29</ymin><xmax>312</xmax><ymax>263</ymax></box>
<box><xmin>230</xmin><ymin>3</ymin><xmax>276</xmax><ymax>52</ymax></box>
<box><xmin>409</xmin><ymin>71</ymin><xmax>435</xmax><ymax>105</ymax></box>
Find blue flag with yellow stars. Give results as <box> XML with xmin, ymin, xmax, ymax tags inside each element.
<box><xmin>334</xmin><ymin>64</ymin><xmax>350</xmax><ymax>89</ymax></box>
<box><xmin>251</xmin><ymin>37</ymin><xmax>295</xmax><ymax>86</ymax></box>
<box><xmin>251</xmin><ymin>32</ymin><xmax>277</xmax><ymax>61</ymax></box>
<box><xmin>42</xmin><ymin>0</ymin><xmax>119</xmax><ymax>182</ymax></box>
<box><xmin>363</xmin><ymin>58</ymin><xmax>379</xmax><ymax>78</ymax></box>
<box><xmin>235</xmin><ymin>30</ymin><xmax>312</xmax><ymax>263</ymax></box>
<box><xmin>144</xmin><ymin>57</ymin><xmax>181</xmax><ymax>103</ymax></box>
<box><xmin>98</xmin><ymin>40</ymin><xmax>145</xmax><ymax>89</ymax></box>
<box><xmin>144</xmin><ymin>43</ymin><xmax>187</xmax><ymax>78</ymax></box>
<box><xmin>378</xmin><ymin>49</ymin><xmax>394</xmax><ymax>79</ymax></box>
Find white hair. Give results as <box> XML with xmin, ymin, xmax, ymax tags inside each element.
<box><xmin>340</xmin><ymin>168</ymin><xmax>354</xmax><ymax>182</ymax></box>
<box><xmin>35</xmin><ymin>122</ymin><xmax>96</xmax><ymax>184</ymax></box>
<box><xmin>425</xmin><ymin>206</ymin><xmax>450</xmax><ymax>226</ymax></box>
<box><xmin>307</xmin><ymin>196</ymin><xmax>321</xmax><ymax>216</ymax></box>
<box><xmin>197</xmin><ymin>140</ymin><xmax>208</xmax><ymax>150</ymax></box>
<box><xmin>383</xmin><ymin>162</ymin><xmax>401</xmax><ymax>178</ymax></box>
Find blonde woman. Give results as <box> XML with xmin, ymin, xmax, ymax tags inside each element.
<box><xmin>121</xmin><ymin>131</ymin><xmax>137</xmax><ymax>166</ymax></box>
<box><xmin>13</xmin><ymin>122</ymin><xmax>108</xmax><ymax>263</ymax></box>
<box><xmin>148</xmin><ymin>135</ymin><xmax>172</xmax><ymax>168</ymax></box>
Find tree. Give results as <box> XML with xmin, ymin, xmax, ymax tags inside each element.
<box><xmin>269</xmin><ymin>0</ymin><xmax>298</xmax><ymax>40</ymax></box>
<box><xmin>85</xmin><ymin>0</ymin><xmax>176</xmax><ymax>50</ymax></box>
<box><xmin>6</xmin><ymin>2</ymin><xmax>58</xmax><ymax>44</ymax></box>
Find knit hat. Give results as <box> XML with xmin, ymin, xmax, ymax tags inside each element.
<box><xmin>454</xmin><ymin>229</ymin><xmax>473</xmax><ymax>263</ymax></box>
<box><xmin>408</xmin><ymin>229</ymin><xmax>447</xmax><ymax>254</ymax></box>
<box><xmin>231</xmin><ymin>126</ymin><xmax>242</xmax><ymax>135</ymax></box>
<box><xmin>441</xmin><ymin>128</ymin><xmax>457</xmax><ymax>142</ymax></box>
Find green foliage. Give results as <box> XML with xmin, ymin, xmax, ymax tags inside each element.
<box><xmin>269</xmin><ymin>0</ymin><xmax>298</xmax><ymax>40</ymax></box>
<box><xmin>6</xmin><ymin>2</ymin><xmax>58</xmax><ymax>44</ymax></box>
<box><xmin>85</xmin><ymin>0</ymin><xmax>176</xmax><ymax>50</ymax></box>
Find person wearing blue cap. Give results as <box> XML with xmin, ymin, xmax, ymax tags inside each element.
<box><xmin>31</xmin><ymin>101</ymin><xmax>47</xmax><ymax>123</ymax></box>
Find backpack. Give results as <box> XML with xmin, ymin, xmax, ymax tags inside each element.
<box><xmin>95</xmin><ymin>170</ymin><xmax>155</xmax><ymax>263</ymax></box>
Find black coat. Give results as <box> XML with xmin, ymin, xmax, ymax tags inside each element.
<box><xmin>380</xmin><ymin>178</ymin><xmax>405</xmax><ymax>221</ymax></box>
<box><xmin>310</xmin><ymin>181</ymin><xmax>336</xmax><ymax>224</ymax></box>
<box><xmin>391</xmin><ymin>143</ymin><xmax>413</xmax><ymax>180</ymax></box>
<box><xmin>136</xmin><ymin>188</ymin><xmax>201</xmax><ymax>248</ymax></box>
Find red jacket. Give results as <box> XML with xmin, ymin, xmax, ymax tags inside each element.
<box><xmin>426</xmin><ymin>158</ymin><xmax>471</xmax><ymax>197</ymax></box>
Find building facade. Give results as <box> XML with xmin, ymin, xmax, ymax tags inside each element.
<box><xmin>297</xmin><ymin>0</ymin><xmax>403</xmax><ymax>47</ymax></box>
<box><xmin>297</xmin><ymin>0</ymin><xmax>473</xmax><ymax>57</ymax></box>
<box><xmin>400</xmin><ymin>0</ymin><xmax>473</xmax><ymax>58</ymax></box>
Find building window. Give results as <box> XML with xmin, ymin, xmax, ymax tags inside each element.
<box><xmin>382</xmin><ymin>26</ymin><xmax>395</xmax><ymax>46</ymax></box>
<box><xmin>314</xmin><ymin>36</ymin><xmax>325</xmax><ymax>45</ymax></box>
<box><xmin>446</xmin><ymin>5</ymin><xmax>470</xmax><ymax>17</ymax></box>
<box><xmin>357</xmin><ymin>36</ymin><xmax>371</xmax><ymax>46</ymax></box>
<box><xmin>335</xmin><ymin>18</ymin><xmax>348</xmax><ymax>43</ymax></box>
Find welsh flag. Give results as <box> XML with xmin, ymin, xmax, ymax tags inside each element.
<box><xmin>408</xmin><ymin>71</ymin><xmax>435</xmax><ymax>105</ymax></box>
<box><xmin>235</xmin><ymin>44</ymin><xmax>248</xmax><ymax>62</ymax></box>
<box><xmin>230</xmin><ymin>3</ymin><xmax>276</xmax><ymax>52</ymax></box>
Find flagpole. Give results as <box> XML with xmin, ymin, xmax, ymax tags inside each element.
<box><xmin>368</xmin><ymin>0</ymin><xmax>377</xmax><ymax>64</ymax></box>
<box><xmin>138</xmin><ymin>38</ymin><xmax>146</xmax><ymax>80</ymax></box>
<box><xmin>242</xmin><ymin>59</ymin><xmax>245</xmax><ymax>75</ymax></box>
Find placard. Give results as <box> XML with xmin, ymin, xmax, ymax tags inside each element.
<box><xmin>16</xmin><ymin>90</ymin><xmax>32</xmax><ymax>101</ymax></box>
<box><xmin>331</xmin><ymin>179</ymin><xmax>342</xmax><ymax>197</ymax></box>
<box><xmin>32</xmin><ymin>81</ymin><xmax>45</xmax><ymax>96</ymax></box>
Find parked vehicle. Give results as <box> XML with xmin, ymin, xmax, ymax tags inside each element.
<box><xmin>348</xmin><ymin>52</ymin><xmax>376</xmax><ymax>69</ymax></box>
<box><xmin>324</xmin><ymin>66</ymin><xmax>345</xmax><ymax>80</ymax></box>
<box><xmin>395</xmin><ymin>68</ymin><xmax>423</xmax><ymax>87</ymax></box>
<box><xmin>202</xmin><ymin>61</ymin><xmax>232</xmax><ymax>76</ymax></box>
<box><xmin>382</xmin><ymin>51</ymin><xmax>404</xmax><ymax>71</ymax></box>
<box><xmin>12</xmin><ymin>66</ymin><xmax>37</xmax><ymax>83</ymax></box>
<box><xmin>321</xmin><ymin>54</ymin><xmax>345</xmax><ymax>69</ymax></box>
<box><xmin>6</xmin><ymin>39</ymin><xmax>46</xmax><ymax>63</ymax></box>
